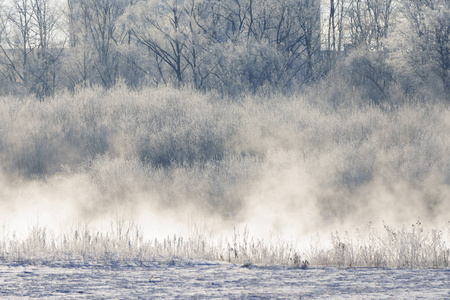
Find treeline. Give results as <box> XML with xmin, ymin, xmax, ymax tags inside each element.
<box><xmin>0</xmin><ymin>0</ymin><xmax>448</xmax><ymax>102</ymax></box>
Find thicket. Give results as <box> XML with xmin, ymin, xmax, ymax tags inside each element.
<box><xmin>0</xmin><ymin>84</ymin><xmax>448</xmax><ymax>225</ymax></box>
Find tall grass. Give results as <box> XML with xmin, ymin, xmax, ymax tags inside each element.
<box><xmin>0</xmin><ymin>221</ymin><xmax>448</xmax><ymax>268</ymax></box>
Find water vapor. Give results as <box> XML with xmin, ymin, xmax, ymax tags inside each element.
<box><xmin>0</xmin><ymin>86</ymin><xmax>449</xmax><ymax>249</ymax></box>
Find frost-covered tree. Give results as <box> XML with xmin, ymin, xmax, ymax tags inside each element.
<box><xmin>0</xmin><ymin>0</ymin><xmax>63</xmax><ymax>99</ymax></box>
<box><xmin>65</xmin><ymin>0</ymin><xmax>129</xmax><ymax>89</ymax></box>
<box><xmin>325</xmin><ymin>0</ymin><xmax>347</xmax><ymax>52</ymax></box>
<box><xmin>124</xmin><ymin>0</ymin><xmax>321</xmax><ymax>94</ymax></box>
<box><xmin>347</xmin><ymin>0</ymin><xmax>394</xmax><ymax>50</ymax></box>
<box><xmin>124</xmin><ymin>0</ymin><xmax>189</xmax><ymax>85</ymax></box>
<box><xmin>400</xmin><ymin>0</ymin><xmax>450</xmax><ymax>100</ymax></box>
<box><xmin>211</xmin><ymin>0</ymin><xmax>322</xmax><ymax>91</ymax></box>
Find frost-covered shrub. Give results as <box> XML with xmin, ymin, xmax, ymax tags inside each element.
<box><xmin>0</xmin><ymin>86</ymin><xmax>239</xmax><ymax>175</ymax></box>
<box><xmin>308</xmin><ymin>222</ymin><xmax>450</xmax><ymax>269</ymax></box>
<box><xmin>0</xmin><ymin>85</ymin><xmax>449</xmax><ymax>249</ymax></box>
<box><xmin>75</xmin><ymin>152</ymin><xmax>260</xmax><ymax>219</ymax></box>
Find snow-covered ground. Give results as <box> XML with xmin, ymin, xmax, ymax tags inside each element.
<box><xmin>1</xmin><ymin>259</ymin><xmax>449</xmax><ymax>299</ymax></box>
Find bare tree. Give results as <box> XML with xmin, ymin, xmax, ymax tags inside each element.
<box><xmin>400</xmin><ymin>0</ymin><xmax>450</xmax><ymax>99</ymax></box>
<box><xmin>32</xmin><ymin>0</ymin><xmax>63</xmax><ymax>98</ymax></box>
<box><xmin>65</xmin><ymin>0</ymin><xmax>127</xmax><ymax>89</ymax></box>
<box><xmin>200</xmin><ymin>0</ymin><xmax>322</xmax><ymax>92</ymax></box>
<box><xmin>128</xmin><ymin>0</ymin><xmax>197</xmax><ymax>86</ymax></box>
<box><xmin>0</xmin><ymin>0</ymin><xmax>36</xmax><ymax>93</ymax></box>
<box><xmin>0</xmin><ymin>0</ymin><xmax>62</xmax><ymax>99</ymax></box>
<box><xmin>87</xmin><ymin>0</ymin><xmax>323</xmax><ymax>94</ymax></box>
<box><xmin>347</xmin><ymin>0</ymin><xmax>394</xmax><ymax>50</ymax></box>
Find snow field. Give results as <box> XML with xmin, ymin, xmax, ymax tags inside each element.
<box><xmin>1</xmin><ymin>260</ymin><xmax>449</xmax><ymax>298</ymax></box>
